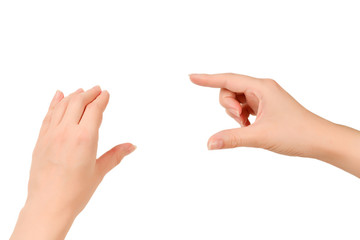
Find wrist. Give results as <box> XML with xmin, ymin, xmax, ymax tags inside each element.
<box><xmin>10</xmin><ymin>202</ymin><xmax>76</xmax><ymax>240</ymax></box>
<box><xmin>310</xmin><ymin>119</ymin><xmax>360</xmax><ymax>177</ymax></box>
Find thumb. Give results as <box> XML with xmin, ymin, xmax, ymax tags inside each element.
<box><xmin>207</xmin><ymin>126</ymin><xmax>261</xmax><ymax>150</ymax></box>
<box><xmin>96</xmin><ymin>143</ymin><xmax>136</xmax><ymax>177</ymax></box>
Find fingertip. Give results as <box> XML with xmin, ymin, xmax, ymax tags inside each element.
<box><xmin>189</xmin><ymin>73</ymin><xmax>205</xmax><ymax>78</ymax></box>
<box><xmin>76</xmin><ymin>88</ymin><xmax>84</xmax><ymax>93</ymax></box>
<box><xmin>102</xmin><ymin>90</ymin><xmax>109</xmax><ymax>97</ymax></box>
<box><xmin>189</xmin><ymin>73</ymin><xmax>208</xmax><ymax>86</ymax></box>
<box><xmin>189</xmin><ymin>73</ymin><xmax>196</xmax><ymax>82</ymax></box>
<box><xmin>207</xmin><ymin>138</ymin><xmax>224</xmax><ymax>150</ymax></box>
<box><xmin>92</xmin><ymin>85</ymin><xmax>101</xmax><ymax>91</ymax></box>
<box><xmin>228</xmin><ymin>108</ymin><xmax>241</xmax><ymax>118</ymax></box>
<box><xmin>220</xmin><ymin>90</ymin><xmax>242</xmax><ymax>116</ymax></box>
<box><xmin>49</xmin><ymin>90</ymin><xmax>64</xmax><ymax>109</ymax></box>
<box><xmin>54</xmin><ymin>90</ymin><xmax>61</xmax><ymax>98</ymax></box>
<box><xmin>101</xmin><ymin>90</ymin><xmax>110</xmax><ymax>103</ymax></box>
<box><xmin>128</xmin><ymin>144</ymin><xmax>137</xmax><ymax>154</ymax></box>
<box><xmin>222</xmin><ymin>99</ymin><xmax>242</xmax><ymax>116</ymax></box>
<box><xmin>86</xmin><ymin>85</ymin><xmax>101</xmax><ymax>96</ymax></box>
<box><xmin>115</xmin><ymin>143</ymin><xmax>137</xmax><ymax>155</ymax></box>
<box><xmin>189</xmin><ymin>73</ymin><xmax>203</xmax><ymax>78</ymax></box>
<box><xmin>53</xmin><ymin>90</ymin><xmax>64</xmax><ymax>100</ymax></box>
<box><xmin>189</xmin><ymin>73</ymin><xmax>204</xmax><ymax>77</ymax></box>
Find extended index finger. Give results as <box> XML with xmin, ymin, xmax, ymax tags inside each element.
<box><xmin>189</xmin><ymin>73</ymin><xmax>260</xmax><ymax>93</ymax></box>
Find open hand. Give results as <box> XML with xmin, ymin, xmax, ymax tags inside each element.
<box><xmin>11</xmin><ymin>86</ymin><xmax>136</xmax><ymax>239</ymax></box>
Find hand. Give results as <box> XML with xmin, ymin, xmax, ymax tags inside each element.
<box><xmin>11</xmin><ymin>86</ymin><xmax>136</xmax><ymax>240</ymax></box>
<box><xmin>190</xmin><ymin>73</ymin><xmax>328</xmax><ymax>156</ymax></box>
<box><xmin>189</xmin><ymin>73</ymin><xmax>360</xmax><ymax>178</ymax></box>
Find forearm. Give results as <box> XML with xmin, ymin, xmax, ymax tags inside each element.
<box><xmin>10</xmin><ymin>202</ymin><xmax>76</xmax><ymax>240</ymax></box>
<box><xmin>312</xmin><ymin>119</ymin><xmax>360</xmax><ymax>177</ymax></box>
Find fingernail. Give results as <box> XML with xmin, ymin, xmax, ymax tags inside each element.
<box><xmin>229</xmin><ymin>108</ymin><xmax>240</xmax><ymax>118</ymax></box>
<box><xmin>93</xmin><ymin>85</ymin><xmax>101</xmax><ymax>91</ymax></box>
<box><xmin>189</xmin><ymin>73</ymin><xmax>205</xmax><ymax>77</ymax></box>
<box><xmin>76</xmin><ymin>88</ymin><xmax>84</xmax><ymax>93</ymax></box>
<box><xmin>54</xmin><ymin>90</ymin><xmax>61</xmax><ymax>99</ymax></box>
<box><xmin>127</xmin><ymin>144</ymin><xmax>137</xmax><ymax>154</ymax></box>
<box><xmin>208</xmin><ymin>139</ymin><xmax>224</xmax><ymax>150</ymax></box>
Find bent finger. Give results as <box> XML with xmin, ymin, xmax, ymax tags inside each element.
<box><xmin>80</xmin><ymin>90</ymin><xmax>110</xmax><ymax>131</ymax></box>
<box><xmin>50</xmin><ymin>88</ymin><xmax>84</xmax><ymax>127</ymax></box>
<box><xmin>62</xmin><ymin>85</ymin><xmax>102</xmax><ymax>124</ymax></box>
<box><xmin>226</xmin><ymin>109</ymin><xmax>242</xmax><ymax>125</ymax></box>
<box><xmin>219</xmin><ymin>88</ymin><xmax>242</xmax><ymax>117</ymax></box>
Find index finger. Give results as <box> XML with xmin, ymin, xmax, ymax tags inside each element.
<box><xmin>189</xmin><ymin>73</ymin><xmax>260</xmax><ymax>93</ymax></box>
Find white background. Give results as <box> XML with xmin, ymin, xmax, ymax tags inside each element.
<box><xmin>1</xmin><ymin>0</ymin><xmax>360</xmax><ymax>239</ymax></box>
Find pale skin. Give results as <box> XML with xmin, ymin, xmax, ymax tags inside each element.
<box><xmin>10</xmin><ymin>86</ymin><xmax>136</xmax><ymax>240</ymax></box>
<box><xmin>190</xmin><ymin>73</ymin><xmax>360</xmax><ymax>177</ymax></box>
<box><xmin>10</xmin><ymin>74</ymin><xmax>360</xmax><ymax>239</ymax></box>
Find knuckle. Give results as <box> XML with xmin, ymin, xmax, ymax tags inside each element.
<box><xmin>51</xmin><ymin>129</ymin><xmax>67</xmax><ymax>145</ymax></box>
<box><xmin>262</xmin><ymin>78</ymin><xmax>279</xmax><ymax>88</ymax></box>
<box><xmin>75</xmin><ymin>127</ymin><xmax>93</xmax><ymax>144</ymax></box>
<box><xmin>113</xmin><ymin>150</ymin><xmax>124</xmax><ymax>166</ymax></box>
<box><xmin>51</xmin><ymin>125</ymin><xmax>92</xmax><ymax>146</ymax></box>
<box><xmin>115</xmin><ymin>154</ymin><xmax>122</xmax><ymax>166</ymax></box>
<box><xmin>115</xmin><ymin>145</ymin><xmax>129</xmax><ymax>162</ymax></box>
<box><xmin>72</xmin><ymin>94</ymin><xmax>85</xmax><ymax>105</ymax></box>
